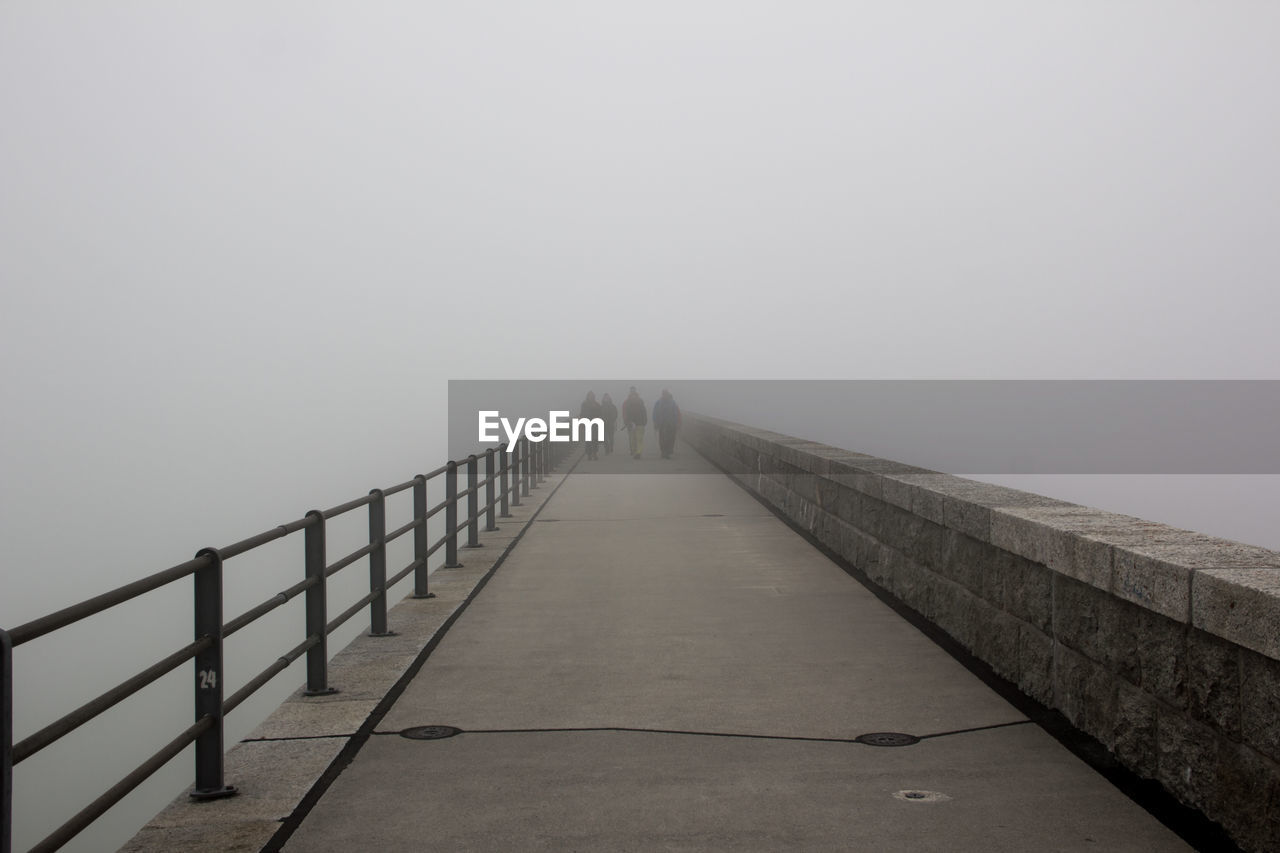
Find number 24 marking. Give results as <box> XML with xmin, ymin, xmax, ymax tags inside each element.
<box><xmin>199</xmin><ymin>670</ymin><xmax>218</xmax><ymax>689</ymax></box>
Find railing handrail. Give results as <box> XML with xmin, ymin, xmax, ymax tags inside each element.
<box><xmin>1</xmin><ymin>436</ymin><xmax>566</xmax><ymax>853</ymax></box>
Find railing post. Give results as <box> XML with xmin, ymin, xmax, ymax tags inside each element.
<box><xmin>2</xmin><ymin>629</ymin><xmax>12</xmax><ymax>853</ymax></box>
<box><xmin>303</xmin><ymin>512</ymin><xmax>337</xmax><ymax>695</ymax></box>
<box><xmin>521</xmin><ymin>438</ymin><xmax>531</xmax><ymax>498</ymax></box>
<box><xmin>485</xmin><ymin>448</ymin><xmax>498</xmax><ymax>531</ymax></box>
<box><xmin>368</xmin><ymin>489</ymin><xmax>394</xmax><ymax>636</ymax></box>
<box><xmin>499</xmin><ymin>443</ymin><xmax>511</xmax><ymax>518</ymax></box>
<box><xmin>444</xmin><ymin>461</ymin><xmax>463</xmax><ymax>568</ymax></box>
<box><xmin>464</xmin><ymin>455</ymin><xmax>482</xmax><ymax>548</ymax></box>
<box><xmin>191</xmin><ymin>549</ymin><xmax>236</xmax><ymax>800</ymax></box>
<box><xmin>534</xmin><ymin>439</ymin><xmax>544</xmax><ymax>486</ymax></box>
<box><xmin>509</xmin><ymin>441</ymin><xmax>521</xmax><ymax>507</ymax></box>
<box><xmin>412</xmin><ymin>475</ymin><xmax>434</xmax><ymax>599</ymax></box>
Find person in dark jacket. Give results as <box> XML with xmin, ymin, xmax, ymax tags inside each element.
<box><xmin>580</xmin><ymin>391</ymin><xmax>604</xmax><ymax>460</ymax></box>
<box><xmin>652</xmin><ymin>388</ymin><xmax>681</xmax><ymax>459</ymax></box>
<box><xmin>621</xmin><ymin>386</ymin><xmax>647</xmax><ymax>459</ymax></box>
<box><xmin>600</xmin><ymin>393</ymin><xmax>619</xmax><ymax>456</ymax></box>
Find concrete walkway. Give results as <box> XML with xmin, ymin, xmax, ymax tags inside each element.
<box><xmin>283</xmin><ymin>442</ymin><xmax>1189</xmax><ymax>852</ymax></box>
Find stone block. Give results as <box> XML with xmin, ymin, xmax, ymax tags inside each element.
<box><xmin>1156</xmin><ymin>710</ymin><xmax>1220</xmax><ymax>813</ymax></box>
<box><xmin>1053</xmin><ymin>643</ymin><xmax>1118</xmax><ymax>748</ymax></box>
<box><xmin>1193</xmin><ymin>568</ymin><xmax>1280</xmax><ymax>660</ymax></box>
<box><xmin>892</xmin><ymin>553</ymin><xmax>932</xmax><ymax>616</ymax></box>
<box><xmin>839</xmin><ymin>524</ymin><xmax>880</xmax><ymax>575</ymax></box>
<box><xmin>1017</xmin><ymin>625</ymin><xmax>1054</xmax><ymax>704</ymax></box>
<box><xmin>1185</xmin><ymin>628</ymin><xmax>1241</xmax><ymax>739</ymax></box>
<box><xmin>1113</xmin><ymin>679</ymin><xmax>1159</xmax><ymax>779</ymax></box>
<box><xmin>899</xmin><ymin>515</ymin><xmax>950</xmax><ymax>574</ymax></box>
<box><xmin>973</xmin><ymin>606</ymin><xmax>1021</xmax><ymax>682</ymax></box>
<box><xmin>854</xmin><ymin>494</ymin><xmax>886</xmax><ymax>542</ymax></box>
<box><xmin>813</xmin><ymin>476</ymin><xmax>839</xmax><ymax>513</ymax></box>
<box><xmin>942</xmin><ymin>496</ymin><xmax>992</xmax><ymax>542</ymax></box>
<box><xmin>866</xmin><ymin>544</ymin><xmax>896</xmax><ymax>589</ymax></box>
<box><xmin>1211</xmin><ymin>740</ymin><xmax>1280</xmax><ymax>853</ymax></box>
<box><xmin>931</xmin><ymin>577</ymin><xmax>979</xmax><ymax>653</ymax></box>
<box><xmin>1001</xmin><ymin>553</ymin><xmax>1053</xmax><ymax>634</ymax></box>
<box><xmin>941</xmin><ymin>531</ymin><xmax>987</xmax><ymax>596</ymax></box>
<box><xmin>1112</xmin><ymin>549</ymin><xmax>1193</xmax><ymax>623</ymax></box>
<box><xmin>908</xmin><ymin>484</ymin><xmax>947</xmax><ymax>527</ymax></box>
<box><xmin>880</xmin><ymin>476</ymin><xmax>914</xmax><ymax>512</ymax></box>
<box><xmin>1112</xmin><ymin>528</ymin><xmax>1280</xmax><ymax>623</ymax></box>
<box><xmin>926</xmin><ymin>575</ymin><xmax>960</xmax><ymax>644</ymax></box>
<box><xmin>992</xmin><ymin>506</ymin><xmax>1122</xmax><ymax>591</ymax></box>
<box><xmin>990</xmin><ymin>510</ymin><xmax>1049</xmax><ymax>566</ymax></box>
<box><xmin>1052</xmin><ymin>574</ymin><xmax>1120</xmax><ymax>666</ymax></box>
<box><xmin>1134</xmin><ymin>607</ymin><xmax>1188</xmax><ymax>710</ymax></box>
<box><xmin>1241</xmin><ymin>648</ymin><xmax>1280</xmax><ymax>764</ymax></box>
<box><xmin>849</xmin><ymin>471</ymin><xmax>884</xmax><ymax>500</ymax></box>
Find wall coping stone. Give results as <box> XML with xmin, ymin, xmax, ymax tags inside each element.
<box><xmin>687</xmin><ymin>412</ymin><xmax>1280</xmax><ymax>657</ymax></box>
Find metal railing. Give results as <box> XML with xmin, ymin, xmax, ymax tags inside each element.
<box><xmin>0</xmin><ymin>436</ymin><xmax>568</xmax><ymax>853</ymax></box>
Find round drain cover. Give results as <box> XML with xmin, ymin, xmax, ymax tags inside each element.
<box><xmin>400</xmin><ymin>725</ymin><xmax>463</xmax><ymax>740</ymax></box>
<box><xmin>854</xmin><ymin>732</ymin><xmax>920</xmax><ymax>747</ymax></box>
<box><xmin>893</xmin><ymin>789</ymin><xmax>950</xmax><ymax>803</ymax></box>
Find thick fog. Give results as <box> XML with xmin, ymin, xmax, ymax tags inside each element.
<box><xmin>3</xmin><ymin>3</ymin><xmax>1279</xmax><ymax>850</ymax></box>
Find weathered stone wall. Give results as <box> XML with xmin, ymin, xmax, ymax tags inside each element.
<box><xmin>685</xmin><ymin>413</ymin><xmax>1280</xmax><ymax>852</ymax></box>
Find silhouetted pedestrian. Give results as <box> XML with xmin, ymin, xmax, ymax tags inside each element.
<box><xmin>580</xmin><ymin>391</ymin><xmax>603</xmax><ymax>460</ymax></box>
<box><xmin>653</xmin><ymin>388</ymin><xmax>681</xmax><ymax>459</ymax></box>
<box><xmin>600</xmin><ymin>393</ymin><xmax>619</xmax><ymax>455</ymax></box>
<box><xmin>621</xmin><ymin>386</ymin><xmax>647</xmax><ymax>459</ymax></box>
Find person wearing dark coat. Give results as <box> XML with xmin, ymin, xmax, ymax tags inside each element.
<box><xmin>621</xmin><ymin>386</ymin><xmax>647</xmax><ymax>459</ymax></box>
<box><xmin>580</xmin><ymin>391</ymin><xmax>604</xmax><ymax>460</ymax></box>
<box><xmin>600</xmin><ymin>393</ymin><xmax>619</xmax><ymax>455</ymax></box>
<box><xmin>652</xmin><ymin>388</ymin><xmax>681</xmax><ymax>459</ymax></box>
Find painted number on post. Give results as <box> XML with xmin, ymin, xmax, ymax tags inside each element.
<box><xmin>199</xmin><ymin>670</ymin><xmax>218</xmax><ymax>689</ymax></box>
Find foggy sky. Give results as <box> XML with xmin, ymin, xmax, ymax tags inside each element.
<box><xmin>5</xmin><ymin>0</ymin><xmax>1280</xmax><ymax>614</ymax></box>
<box><xmin>5</xmin><ymin>1</ymin><xmax>1280</xmax><ymax>613</ymax></box>
<box><xmin>3</xmin><ymin>5</ymin><xmax>1280</xmax><ymax>849</ymax></box>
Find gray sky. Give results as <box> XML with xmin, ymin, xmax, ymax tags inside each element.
<box><xmin>5</xmin><ymin>0</ymin><xmax>1280</xmax><ymax>612</ymax></box>
<box><xmin>4</xmin><ymin>0</ymin><xmax>1280</xmax><ymax>617</ymax></box>
<box><xmin>3</xmin><ymin>4</ymin><xmax>1280</xmax><ymax>849</ymax></box>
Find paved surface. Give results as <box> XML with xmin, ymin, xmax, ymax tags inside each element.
<box><xmin>283</xmin><ymin>441</ymin><xmax>1190</xmax><ymax>852</ymax></box>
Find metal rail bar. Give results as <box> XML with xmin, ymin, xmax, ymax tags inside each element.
<box><xmin>384</xmin><ymin>516</ymin><xmax>422</xmax><ymax>545</ymax></box>
<box><xmin>381</xmin><ymin>478</ymin><xmax>417</xmax><ymax>497</ymax></box>
<box><xmin>321</xmin><ymin>493</ymin><xmax>377</xmax><ymax>520</ymax></box>
<box><xmin>8</xmin><ymin>555</ymin><xmax>211</xmax><ymax>647</ymax></box>
<box><xmin>423</xmin><ymin>496</ymin><xmax>450</xmax><ymax>521</ymax></box>
<box><xmin>219</xmin><ymin>516</ymin><xmax>314</xmax><ymax>561</ymax></box>
<box><xmin>324</xmin><ymin>542</ymin><xmax>376</xmax><ymax>579</ymax></box>
<box><xmin>387</xmin><ymin>557</ymin><xmax>426</xmax><ymax>590</ymax></box>
<box><xmin>324</xmin><ymin>589</ymin><xmax>380</xmax><ymax>637</ymax></box>
<box><xmin>29</xmin><ymin>716</ymin><xmax>215</xmax><ymax>853</ymax></box>
<box><xmin>222</xmin><ymin>634</ymin><xmax>321</xmax><ymax>716</ymax></box>
<box><xmin>12</xmin><ymin>636</ymin><xmax>213</xmax><ymax>765</ymax></box>
<box><xmin>223</xmin><ymin>576</ymin><xmax>319</xmax><ymax>639</ymax></box>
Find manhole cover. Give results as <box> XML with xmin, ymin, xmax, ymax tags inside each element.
<box><xmin>893</xmin><ymin>789</ymin><xmax>950</xmax><ymax>803</ymax></box>
<box><xmin>854</xmin><ymin>732</ymin><xmax>920</xmax><ymax>747</ymax></box>
<box><xmin>400</xmin><ymin>725</ymin><xmax>463</xmax><ymax>740</ymax></box>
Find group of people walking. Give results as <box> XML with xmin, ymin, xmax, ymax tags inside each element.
<box><xmin>578</xmin><ymin>386</ymin><xmax>682</xmax><ymax>461</ymax></box>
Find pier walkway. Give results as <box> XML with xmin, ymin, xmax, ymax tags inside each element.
<box><xmin>275</xmin><ymin>443</ymin><xmax>1186</xmax><ymax>852</ymax></box>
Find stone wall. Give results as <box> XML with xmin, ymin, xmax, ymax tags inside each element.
<box><xmin>686</xmin><ymin>413</ymin><xmax>1280</xmax><ymax>852</ymax></box>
